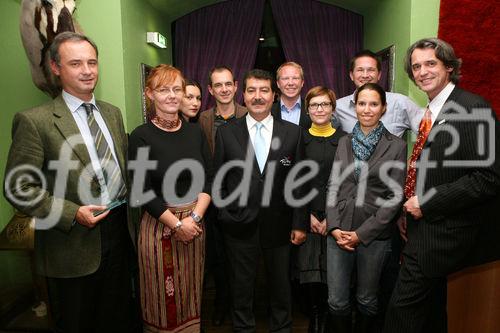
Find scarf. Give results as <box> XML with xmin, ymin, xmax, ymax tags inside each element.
<box><xmin>351</xmin><ymin>121</ymin><xmax>385</xmax><ymax>178</ymax></box>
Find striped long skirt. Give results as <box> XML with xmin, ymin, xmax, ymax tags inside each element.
<box><xmin>138</xmin><ymin>202</ymin><xmax>205</xmax><ymax>333</ymax></box>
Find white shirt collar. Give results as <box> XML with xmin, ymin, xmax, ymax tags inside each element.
<box><xmin>246</xmin><ymin>112</ymin><xmax>273</xmax><ymax>129</ymax></box>
<box><xmin>428</xmin><ymin>82</ymin><xmax>455</xmax><ymax>124</ymax></box>
<box><xmin>348</xmin><ymin>91</ymin><xmax>356</xmax><ymax>104</ymax></box>
<box><xmin>62</xmin><ymin>90</ymin><xmax>98</xmax><ymax>113</ymax></box>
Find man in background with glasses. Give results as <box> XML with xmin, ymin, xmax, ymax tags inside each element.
<box><xmin>334</xmin><ymin>50</ymin><xmax>422</xmax><ymax>138</ymax></box>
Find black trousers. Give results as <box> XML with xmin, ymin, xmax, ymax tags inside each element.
<box><xmin>47</xmin><ymin>205</ymin><xmax>139</xmax><ymax>333</ymax></box>
<box><xmin>224</xmin><ymin>228</ymin><xmax>292</xmax><ymax>333</ymax></box>
<box><xmin>384</xmin><ymin>219</ymin><xmax>447</xmax><ymax>333</ymax></box>
<box><xmin>205</xmin><ymin>205</ymin><xmax>230</xmax><ymax>310</ymax></box>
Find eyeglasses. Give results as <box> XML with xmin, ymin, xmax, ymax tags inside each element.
<box><xmin>308</xmin><ymin>102</ymin><xmax>333</xmax><ymax>111</ymax></box>
<box><xmin>354</xmin><ymin>67</ymin><xmax>378</xmax><ymax>74</ymax></box>
<box><xmin>154</xmin><ymin>86</ymin><xmax>184</xmax><ymax>96</ymax></box>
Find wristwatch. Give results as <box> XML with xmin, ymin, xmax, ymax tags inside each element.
<box><xmin>190</xmin><ymin>212</ymin><xmax>202</xmax><ymax>224</ymax></box>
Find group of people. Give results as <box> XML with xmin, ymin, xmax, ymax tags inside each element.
<box><xmin>4</xmin><ymin>30</ymin><xmax>499</xmax><ymax>333</ymax></box>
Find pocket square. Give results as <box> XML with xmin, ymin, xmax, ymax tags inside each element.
<box><xmin>438</xmin><ymin>119</ymin><xmax>446</xmax><ymax>125</ymax></box>
<box><xmin>280</xmin><ymin>156</ymin><xmax>292</xmax><ymax>166</ymax></box>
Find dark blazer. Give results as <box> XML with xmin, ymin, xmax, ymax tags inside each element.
<box><xmin>3</xmin><ymin>95</ymin><xmax>130</xmax><ymax>278</ymax></box>
<box><xmin>304</xmin><ymin>129</ymin><xmax>347</xmax><ymax>219</ymax></box>
<box><xmin>198</xmin><ymin>102</ymin><xmax>247</xmax><ymax>154</ymax></box>
<box><xmin>407</xmin><ymin>86</ymin><xmax>500</xmax><ymax>277</ymax></box>
<box><xmin>326</xmin><ymin>129</ymin><xmax>407</xmax><ymax>245</ymax></box>
<box><xmin>271</xmin><ymin>98</ymin><xmax>311</xmax><ymax>129</ymax></box>
<box><xmin>213</xmin><ymin>115</ymin><xmax>307</xmax><ymax>248</ymax></box>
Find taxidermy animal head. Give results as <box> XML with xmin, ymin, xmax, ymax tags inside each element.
<box><xmin>20</xmin><ymin>0</ymin><xmax>82</xmax><ymax>98</ymax></box>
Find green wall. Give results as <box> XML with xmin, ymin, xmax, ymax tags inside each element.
<box><xmin>0</xmin><ymin>0</ymin><xmax>50</xmax><ymax>291</ymax></box>
<box><xmin>74</xmin><ymin>0</ymin><xmax>127</xmax><ymax>119</ymax></box>
<box><xmin>121</xmin><ymin>0</ymin><xmax>172</xmax><ymax>130</ymax></box>
<box><xmin>408</xmin><ymin>0</ymin><xmax>441</xmax><ymax>105</ymax></box>
<box><xmin>362</xmin><ymin>0</ymin><xmax>440</xmax><ymax>106</ymax></box>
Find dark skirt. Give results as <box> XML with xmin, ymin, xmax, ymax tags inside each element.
<box><xmin>296</xmin><ymin>232</ymin><xmax>327</xmax><ymax>284</ymax></box>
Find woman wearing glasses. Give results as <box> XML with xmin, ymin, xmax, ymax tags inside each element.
<box><xmin>326</xmin><ymin>83</ymin><xmax>406</xmax><ymax>333</ymax></box>
<box><xmin>128</xmin><ymin>64</ymin><xmax>212</xmax><ymax>332</ymax></box>
<box><xmin>296</xmin><ymin>86</ymin><xmax>347</xmax><ymax>333</ymax></box>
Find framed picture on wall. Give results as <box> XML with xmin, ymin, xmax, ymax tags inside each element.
<box><xmin>141</xmin><ymin>63</ymin><xmax>153</xmax><ymax>123</ymax></box>
<box><xmin>376</xmin><ymin>45</ymin><xmax>395</xmax><ymax>92</ymax></box>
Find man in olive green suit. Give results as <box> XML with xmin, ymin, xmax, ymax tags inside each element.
<box><xmin>4</xmin><ymin>32</ymin><xmax>137</xmax><ymax>333</ymax></box>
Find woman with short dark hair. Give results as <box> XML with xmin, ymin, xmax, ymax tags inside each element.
<box><xmin>296</xmin><ymin>85</ymin><xmax>347</xmax><ymax>332</ymax></box>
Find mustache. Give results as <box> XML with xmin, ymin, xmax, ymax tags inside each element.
<box><xmin>251</xmin><ymin>99</ymin><xmax>266</xmax><ymax>105</ymax></box>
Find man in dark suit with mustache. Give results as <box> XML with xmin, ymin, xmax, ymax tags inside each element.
<box><xmin>213</xmin><ymin>69</ymin><xmax>308</xmax><ymax>332</ymax></box>
<box><xmin>385</xmin><ymin>38</ymin><xmax>500</xmax><ymax>333</ymax></box>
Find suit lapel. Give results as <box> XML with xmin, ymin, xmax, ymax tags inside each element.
<box><xmin>271</xmin><ymin>102</ymin><xmax>282</xmax><ymax>121</ymax></box>
<box><xmin>232</xmin><ymin>117</ymin><xmax>261</xmax><ymax>176</ymax></box>
<box><xmin>367</xmin><ymin>130</ymin><xmax>391</xmax><ymax>169</ymax></box>
<box><xmin>266</xmin><ymin>118</ymin><xmax>288</xmax><ymax>169</ymax></box>
<box><xmin>299</xmin><ymin>99</ymin><xmax>311</xmax><ymax>128</ymax></box>
<box><xmin>425</xmin><ymin>86</ymin><xmax>461</xmax><ymax>150</ymax></box>
<box><xmin>52</xmin><ymin>95</ymin><xmax>92</xmax><ymax>167</ymax></box>
<box><xmin>233</xmin><ymin>117</ymin><xmax>250</xmax><ymax>150</ymax></box>
<box><xmin>343</xmin><ymin>135</ymin><xmax>357</xmax><ymax>184</ymax></box>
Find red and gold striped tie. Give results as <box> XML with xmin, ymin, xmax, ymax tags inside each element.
<box><xmin>404</xmin><ymin>108</ymin><xmax>432</xmax><ymax>199</ymax></box>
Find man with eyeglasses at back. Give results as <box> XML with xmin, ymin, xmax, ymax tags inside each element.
<box><xmin>334</xmin><ymin>50</ymin><xmax>422</xmax><ymax>138</ymax></box>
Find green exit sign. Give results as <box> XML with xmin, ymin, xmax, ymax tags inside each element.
<box><xmin>146</xmin><ymin>32</ymin><xmax>167</xmax><ymax>49</ymax></box>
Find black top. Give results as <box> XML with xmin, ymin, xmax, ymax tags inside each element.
<box><xmin>304</xmin><ymin>128</ymin><xmax>347</xmax><ymax>220</ymax></box>
<box><xmin>128</xmin><ymin>120</ymin><xmax>212</xmax><ymax>219</ymax></box>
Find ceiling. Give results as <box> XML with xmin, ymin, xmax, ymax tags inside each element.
<box><xmin>145</xmin><ymin>0</ymin><xmax>375</xmax><ymax>21</ymax></box>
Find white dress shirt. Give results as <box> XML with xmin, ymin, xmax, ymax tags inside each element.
<box><xmin>246</xmin><ymin>113</ymin><xmax>273</xmax><ymax>162</ymax></box>
<box><xmin>62</xmin><ymin>90</ymin><xmax>122</xmax><ymax>204</ymax></box>
<box><xmin>427</xmin><ymin>82</ymin><xmax>456</xmax><ymax>126</ymax></box>
<box><xmin>335</xmin><ymin>91</ymin><xmax>423</xmax><ymax>137</ymax></box>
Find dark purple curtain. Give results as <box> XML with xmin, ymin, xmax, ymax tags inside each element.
<box><xmin>270</xmin><ymin>0</ymin><xmax>363</xmax><ymax>99</ymax></box>
<box><xmin>174</xmin><ymin>0</ymin><xmax>265</xmax><ymax>111</ymax></box>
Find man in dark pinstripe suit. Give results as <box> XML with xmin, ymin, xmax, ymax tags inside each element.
<box><xmin>384</xmin><ymin>38</ymin><xmax>500</xmax><ymax>333</ymax></box>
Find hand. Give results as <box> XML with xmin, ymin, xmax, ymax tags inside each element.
<box><xmin>335</xmin><ymin>230</ymin><xmax>359</xmax><ymax>252</ymax></box>
<box><xmin>75</xmin><ymin>205</ymin><xmax>110</xmax><ymax>228</ymax></box>
<box><xmin>397</xmin><ymin>214</ymin><xmax>408</xmax><ymax>242</ymax></box>
<box><xmin>173</xmin><ymin>216</ymin><xmax>203</xmax><ymax>243</ymax></box>
<box><xmin>404</xmin><ymin>196</ymin><xmax>423</xmax><ymax>219</ymax></box>
<box><xmin>290</xmin><ymin>229</ymin><xmax>306</xmax><ymax>245</ymax></box>
<box><xmin>310</xmin><ymin>215</ymin><xmax>327</xmax><ymax>235</ymax></box>
<box><xmin>331</xmin><ymin>228</ymin><xmax>344</xmax><ymax>241</ymax></box>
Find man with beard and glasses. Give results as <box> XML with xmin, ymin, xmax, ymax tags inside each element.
<box><xmin>213</xmin><ymin>69</ymin><xmax>307</xmax><ymax>333</ymax></box>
